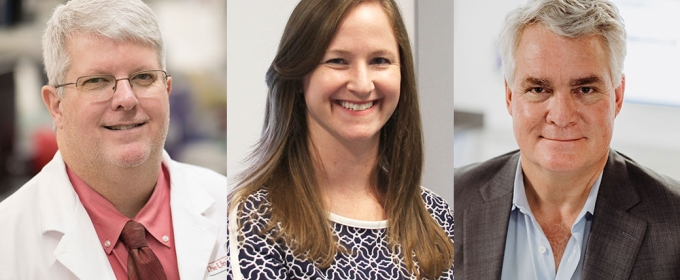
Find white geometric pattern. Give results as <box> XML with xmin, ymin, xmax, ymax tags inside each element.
<box><xmin>226</xmin><ymin>187</ymin><xmax>454</xmax><ymax>279</ymax></box>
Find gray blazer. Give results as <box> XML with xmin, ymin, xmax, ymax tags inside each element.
<box><xmin>454</xmin><ymin>149</ymin><xmax>680</xmax><ymax>279</ymax></box>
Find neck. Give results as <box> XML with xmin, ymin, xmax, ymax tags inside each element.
<box><xmin>308</xmin><ymin>132</ymin><xmax>384</xmax><ymax>220</ymax></box>
<box><xmin>63</xmin><ymin>151</ymin><xmax>162</xmax><ymax>219</ymax></box>
<box><xmin>520</xmin><ymin>155</ymin><xmax>605</xmax><ymax>220</ymax></box>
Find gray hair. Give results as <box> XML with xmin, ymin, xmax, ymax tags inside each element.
<box><xmin>42</xmin><ymin>0</ymin><xmax>166</xmax><ymax>97</ymax></box>
<box><xmin>499</xmin><ymin>0</ymin><xmax>626</xmax><ymax>88</ymax></box>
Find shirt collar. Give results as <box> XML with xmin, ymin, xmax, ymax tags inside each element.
<box><xmin>511</xmin><ymin>156</ymin><xmax>603</xmax><ymax>220</ymax></box>
<box><xmin>68</xmin><ymin>163</ymin><xmax>173</xmax><ymax>254</ymax></box>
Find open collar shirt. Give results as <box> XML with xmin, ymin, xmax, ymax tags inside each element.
<box><xmin>68</xmin><ymin>163</ymin><xmax>180</xmax><ymax>280</ymax></box>
<box><xmin>500</xmin><ymin>157</ymin><xmax>602</xmax><ymax>280</ymax></box>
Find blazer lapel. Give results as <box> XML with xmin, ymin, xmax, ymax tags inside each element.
<box><xmin>581</xmin><ymin>150</ymin><xmax>646</xmax><ymax>279</ymax></box>
<box><xmin>167</xmin><ymin>158</ymin><xmax>221</xmax><ymax>279</ymax></box>
<box><xmin>462</xmin><ymin>153</ymin><xmax>517</xmax><ymax>279</ymax></box>
<box><xmin>39</xmin><ymin>152</ymin><xmax>116</xmax><ymax>279</ymax></box>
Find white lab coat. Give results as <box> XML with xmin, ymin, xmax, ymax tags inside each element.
<box><xmin>0</xmin><ymin>151</ymin><xmax>227</xmax><ymax>280</ymax></box>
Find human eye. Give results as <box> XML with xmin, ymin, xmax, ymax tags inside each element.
<box><xmin>131</xmin><ymin>71</ymin><xmax>158</xmax><ymax>86</ymax></box>
<box><xmin>370</xmin><ymin>57</ymin><xmax>391</xmax><ymax>65</ymax></box>
<box><xmin>575</xmin><ymin>86</ymin><xmax>594</xmax><ymax>94</ymax></box>
<box><xmin>523</xmin><ymin>87</ymin><xmax>552</xmax><ymax>102</ymax></box>
<box><xmin>78</xmin><ymin>76</ymin><xmax>112</xmax><ymax>90</ymax></box>
<box><xmin>324</xmin><ymin>58</ymin><xmax>347</xmax><ymax>65</ymax></box>
<box><xmin>527</xmin><ymin>87</ymin><xmax>548</xmax><ymax>94</ymax></box>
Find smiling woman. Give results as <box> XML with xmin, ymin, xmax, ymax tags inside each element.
<box><xmin>226</xmin><ymin>0</ymin><xmax>453</xmax><ymax>279</ymax></box>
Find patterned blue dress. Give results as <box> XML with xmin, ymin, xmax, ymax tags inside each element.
<box><xmin>226</xmin><ymin>187</ymin><xmax>454</xmax><ymax>279</ymax></box>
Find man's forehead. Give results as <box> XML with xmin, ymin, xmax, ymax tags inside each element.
<box><xmin>64</xmin><ymin>34</ymin><xmax>161</xmax><ymax>74</ymax></box>
<box><xmin>513</xmin><ymin>24</ymin><xmax>611</xmax><ymax>85</ymax></box>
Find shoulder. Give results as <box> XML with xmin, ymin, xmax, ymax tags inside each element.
<box><xmin>0</xmin><ymin>176</ymin><xmax>41</xmax><ymax>229</ymax></box>
<box><xmin>606</xmin><ymin>150</ymin><xmax>680</xmax><ymax>207</ymax></box>
<box><xmin>420</xmin><ymin>187</ymin><xmax>454</xmax><ymax>238</ymax></box>
<box><xmin>420</xmin><ymin>187</ymin><xmax>452</xmax><ymax>212</ymax></box>
<box><xmin>454</xmin><ymin>150</ymin><xmax>518</xmax><ymax>209</ymax></box>
<box><xmin>454</xmin><ymin>150</ymin><xmax>519</xmax><ymax>186</ymax></box>
<box><xmin>168</xmin><ymin>158</ymin><xmax>227</xmax><ymax>185</ymax></box>
<box><xmin>236</xmin><ymin>188</ymin><xmax>270</xmax><ymax>216</ymax></box>
<box><xmin>230</xmin><ymin>188</ymin><xmax>273</xmax><ymax>233</ymax></box>
<box><xmin>612</xmin><ymin>150</ymin><xmax>680</xmax><ymax>189</ymax></box>
<box><xmin>0</xmin><ymin>153</ymin><xmax>64</xmax><ymax>231</ymax></box>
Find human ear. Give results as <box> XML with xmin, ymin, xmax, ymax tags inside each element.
<box><xmin>41</xmin><ymin>86</ymin><xmax>64</xmax><ymax>129</ymax></box>
<box><xmin>165</xmin><ymin>76</ymin><xmax>173</xmax><ymax>96</ymax></box>
<box><xmin>505</xmin><ymin>80</ymin><xmax>513</xmax><ymax>116</ymax></box>
<box><xmin>614</xmin><ymin>74</ymin><xmax>625</xmax><ymax>117</ymax></box>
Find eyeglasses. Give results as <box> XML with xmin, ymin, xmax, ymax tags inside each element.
<box><xmin>55</xmin><ymin>70</ymin><xmax>170</xmax><ymax>102</ymax></box>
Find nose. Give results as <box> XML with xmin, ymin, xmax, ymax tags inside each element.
<box><xmin>110</xmin><ymin>79</ymin><xmax>139</xmax><ymax>111</ymax></box>
<box><xmin>346</xmin><ymin>63</ymin><xmax>374</xmax><ymax>95</ymax></box>
<box><xmin>546</xmin><ymin>91</ymin><xmax>578</xmax><ymax>127</ymax></box>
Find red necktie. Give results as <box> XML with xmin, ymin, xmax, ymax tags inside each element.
<box><xmin>120</xmin><ymin>220</ymin><xmax>168</xmax><ymax>280</ymax></box>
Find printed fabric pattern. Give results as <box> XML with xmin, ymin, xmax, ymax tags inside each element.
<box><xmin>226</xmin><ymin>187</ymin><xmax>454</xmax><ymax>279</ymax></box>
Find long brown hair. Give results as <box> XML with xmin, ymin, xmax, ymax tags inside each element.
<box><xmin>229</xmin><ymin>0</ymin><xmax>453</xmax><ymax>278</ymax></box>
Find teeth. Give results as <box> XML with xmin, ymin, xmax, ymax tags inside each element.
<box><xmin>108</xmin><ymin>124</ymin><xmax>139</xmax><ymax>130</ymax></box>
<box><xmin>340</xmin><ymin>101</ymin><xmax>374</xmax><ymax>111</ymax></box>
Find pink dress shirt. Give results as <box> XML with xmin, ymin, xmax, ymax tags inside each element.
<box><xmin>69</xmin><ymin>164</ymin><xmax>180</xmax><ymax>280</ymax></box>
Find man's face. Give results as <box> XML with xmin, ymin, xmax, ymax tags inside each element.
<box><xmin>506</xmin><ymin>23</ymin><xmax>624</xmax><ymax>175</ymax></box>
<box><xmin>46</xmin><ymin>34</ymin><xmax>171</xmax><ymax>169</ymax></box>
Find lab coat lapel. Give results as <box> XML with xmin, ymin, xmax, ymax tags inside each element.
<box><xmin>581</xmin><ymin>150</ymin><xmax>646</xmax><ymax>279</ymax></box>
<box><xmin>39</xmin><ymin>152</ymin><xmax>116</xmax><ymax>279</ymax></box>
<box><xmin>167</xmin><ymin>156</ymin><xmax>220</xmax><ymax>279</ymax></box>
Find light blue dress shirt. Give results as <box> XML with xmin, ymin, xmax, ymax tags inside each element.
<box><xmin>500</xmin><ymin>157</ymin><xmax>602</xmax><ymax>280</ymax></box>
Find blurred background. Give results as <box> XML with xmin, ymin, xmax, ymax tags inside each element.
<box><xmin>0</xmin><ymin>0</ymin><xmax>226</xmax><ymax>201</ymax></box>
<box><xmin>454</xmin><ymin>0</ymin><xmax>680</xmax><ymax>181</ymax></box>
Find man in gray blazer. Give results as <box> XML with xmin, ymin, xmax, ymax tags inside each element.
<box><xmin>454</xmin><ymin>0</ymin><xmax>680</xmax><ymax>279</ymax></box>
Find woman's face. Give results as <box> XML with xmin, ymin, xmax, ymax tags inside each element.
<box><xmin>303</xmin><ymin>1</ymin><xmax>401</xmax><ymax>147</ymax></box>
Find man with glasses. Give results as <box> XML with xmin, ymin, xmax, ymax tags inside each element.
<box><xmin>0</xmin><ymin>0</ymin><xmax>226</xmax><ymax>279</ymax></box>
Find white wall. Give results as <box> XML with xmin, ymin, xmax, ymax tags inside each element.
<box><xmin>454</xmin><ymin>0</ymin><xmax>680</xmax><ymax>181</ymax></box>
<box><xmin>227</xmin><ymin>0</ymin><xmax>298</xmax><ymax>188</ymax></box>
<box><xmin>416</xmin><ymin>1</ymin><xmax>454</xmax><ymax>205</ymax></box>
<box><xmin>227</xmin><ymin>0</ymin><xmax>454</xmax><ymax>204</ymax></box>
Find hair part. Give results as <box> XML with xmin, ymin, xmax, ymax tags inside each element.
<box><xmin>498</xmin><ymin>0</ymin><xmax>626</xmax><ymax>88</ymax></box>
<box><xmin>229</xmin><ymin>0</ymin><xmax>453</xmax><ymax>278</ymax></box>
<box><xmin>42</xmin><ymin>0</ymin><xmax>166</xmax><ymax>97</ymax></box>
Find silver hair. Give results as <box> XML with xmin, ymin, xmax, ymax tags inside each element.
<box><xmin>42</xmin><ymin>0</ymin><xmax>166</xmax><ymax>97</ymax></box>
<box><xmin>499</xmin><ymin>0</ymin><xmax>626</xmax><ymax>88</ymax></box>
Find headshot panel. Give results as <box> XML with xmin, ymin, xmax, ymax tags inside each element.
<box><xmin>454</xmin><ymin>0</ymin><xmax>680</xmax><ymax>278</ymax></box>
<box><xmin>0</xmin><ymin>0</ymin><xmax>227</xmax><ymax>278</ymax></box>
<box><xmin>227</xmin><ymin>0</ymin><xmax>452</xmax><ymax>205</ymax></box>
<box><xmin>227</xmin><ymin>0</ymin><xmax>453</xmax><ymax>279</ymax></box>
<box><xmin>454</xmin><ymin>0</ymin><xmax>680</xmax><ymax>181</ymax></box>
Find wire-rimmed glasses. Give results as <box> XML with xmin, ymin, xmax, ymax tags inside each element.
<box><xmin>55</xmin><ymin>70</ymin><xmax>170</xmax><ymax>102</ymax></box>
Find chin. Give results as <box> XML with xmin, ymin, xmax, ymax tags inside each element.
<box><xmin>106</xmin><ymin>147</ymin><xmax>154</xmax><ymax>168</ymax></box>
<box><xmin>342</xmin><ymin>132</ymin><xmax>380</xmax><ymax>143</ymax></box>
<box><xmin>537</xmin><ymin>154</ymin><xmax>587</xmax><ymax>173</ymax></box>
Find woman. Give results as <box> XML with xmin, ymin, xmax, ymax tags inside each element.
<box><xmin>227</xmin><ymin>0</ymin><xmax>453</xmax><ymax>279</ymax></box>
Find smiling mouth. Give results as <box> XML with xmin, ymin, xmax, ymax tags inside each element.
<box><xmin>541</xmin><ymin>136</ymin><xmax>583</xmax><ymax>141</ymax></box>
<box><xmin>338</xmin><ymin>101</ymin><xmax>375</xmax><ymax>111</ymax></box>
<box><xmin>104</xmin><ymin>123</ymin><xmax>145</xmax><ymax>130</ymax></box>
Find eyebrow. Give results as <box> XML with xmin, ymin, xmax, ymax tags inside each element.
<box><xmin>570</xmin><ymin>76</ymin><xmax>602</xmax><ymax>86</ymax></box>
<box><xmin>520</xmin><ymin>76</ymin><xmax>604</xmax><ymax>87</ymax></box>
<box><xmin>324</xmin><ymin>48</ymin><xmax>398</xmax><ymax>58</ymax></box>
<box><xmin>324</xmin><ymin>49</ymin><xmax>352</xmax><ymax>57</ymax></box>
<box><xmin>521</xmin><ymin>77</ymin><xmax>551</xmax><ymax>87</ymax></box>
